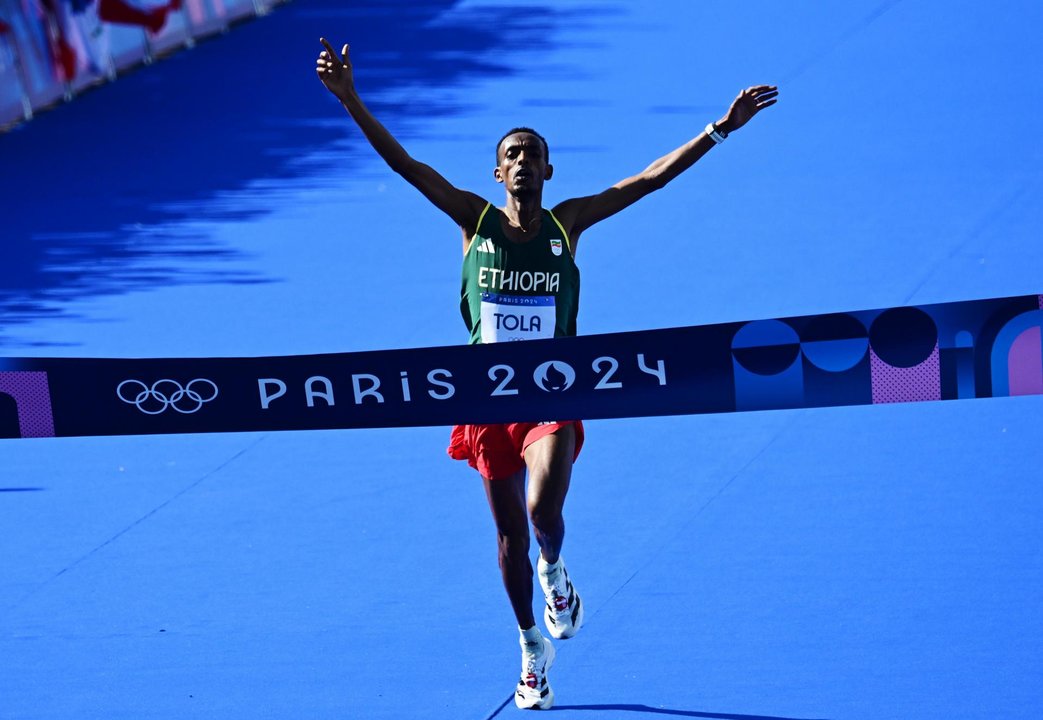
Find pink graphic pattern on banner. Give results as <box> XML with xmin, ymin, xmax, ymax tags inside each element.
<box><xmin>1007</xmin><ymin>326</ymin><xmax>1043</xmax><ymax>396</ymax></box>
<box><xmin>869</xmin><ymin>345</ymin><xmax>942</xmax><ymax>404</ymax></box>
<box><xmin>0</xmin><ymin>371</ymin><xmax>56</xmax><ymax>438</ymax></box>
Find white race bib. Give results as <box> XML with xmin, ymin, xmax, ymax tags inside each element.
<box><xmin>480</xmin><ymin>293</ymin><xmax>556</xmax><ymax>343</ymax></box>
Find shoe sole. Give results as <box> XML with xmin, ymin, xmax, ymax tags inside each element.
<box><xmin>515</xmin><ymin>685</ymin><xmax>555</xmax><ymax>711</ymax></box>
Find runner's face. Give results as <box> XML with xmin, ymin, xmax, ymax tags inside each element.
<box><xmin>496</xmin><ymin>133</ymin><xmax>550</xmax><ymax>195</ymax></box>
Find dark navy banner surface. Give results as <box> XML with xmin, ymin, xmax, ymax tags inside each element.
<box><xmin>1</xmin><ymin>294</ymin><xmax>1041</xmax><ymax>439</ymax></box>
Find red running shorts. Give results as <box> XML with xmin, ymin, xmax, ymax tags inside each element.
<box><xmin>447</xmin><ymin>421</ymin><xmax>585</xmax><ymax>481</ymax></box>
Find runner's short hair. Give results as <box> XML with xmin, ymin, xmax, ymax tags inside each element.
<box><xmin>496</xmin><ymin>127</ymin><xmax>549</xmax><ymax>163</ymax></box>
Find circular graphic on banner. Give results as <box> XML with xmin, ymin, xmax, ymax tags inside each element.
<box><xmin>800</xmin><ymin>313</ymin><xmax>869</xmax><ymax>371</ymax></box>
<box><xmin>731</xmin><ymin>320</ymin><xmax>801</xmax><ymax>375</ymax></box>
<box><xmin>869</xmin><ymin>308</ymin><xmax>938</xmax><ymax>368</ymax></box>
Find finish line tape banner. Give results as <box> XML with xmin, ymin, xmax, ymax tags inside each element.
<box><xmin>1</xmin><ymin>293</ymin><xmax>1041</xmax><ymax>439</ymax></box>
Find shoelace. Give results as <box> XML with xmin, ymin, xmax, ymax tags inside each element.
<box><xmin>543</xmin><ymin>569</ymin><xmax>566</xmax><ymax>596</ymax></box>
<box><xmin>523</xmin><ymin>643</ymin><xmax>544</xmax><ymax>674</ymax></box>
<box><xmin>544</xmin><ymin>573</ymin><xmax>570</xmax><ymax>613</ymax></box>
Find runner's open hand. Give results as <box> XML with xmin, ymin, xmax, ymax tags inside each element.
<box><xmin>316</xmin><ymin>38</ymin><xmax>354</xmax><ymax>99</ymax></box>
<box><xmin>717</xmin><ymin>85</ymin><xmax>778</xmax><ymax>134</ymax></box>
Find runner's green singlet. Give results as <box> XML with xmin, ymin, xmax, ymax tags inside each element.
<box><xmin>460</xmin><ymin>203</ymin><xmax>580</xmax><ymax>344</ymax></box>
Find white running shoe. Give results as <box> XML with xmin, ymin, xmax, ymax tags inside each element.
<box><xmin>538</xmin><ymin>556</ymin><xmax>584</xmax><ymax>640</ymax></box>
<box><xmin>515</xmin><ymin>632</ymin><xmax>555</xmax><ymax>710</ymax></box>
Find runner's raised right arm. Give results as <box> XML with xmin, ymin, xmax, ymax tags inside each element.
<box><xmin>316</xmin><ymin>39</ymin><xmax>486</xmax><ymax>234</ymax></box>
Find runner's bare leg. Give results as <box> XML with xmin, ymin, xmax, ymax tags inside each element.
<box><xmin>483</xmin><ymin>468</ymin><xmax>536</xmax><ymax>628</ymax></box>
<box><xmin>482</xmin><ymin>425</ymin><xmax>575</xmax><ymax>628</ymax></box>
<box><xmin>524</xmin><ymin>425</ymin><xmax>575</xmax><ymax>566</ymax></box>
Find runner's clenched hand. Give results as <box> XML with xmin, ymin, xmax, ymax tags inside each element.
<box><xmin>316</xmin><ymin>38</ymin><xmax>354</xmax><ymax>100</ymax></box>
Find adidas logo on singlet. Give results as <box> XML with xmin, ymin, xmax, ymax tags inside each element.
<box><xmin>476</xmin><ymin>238</ymin><xmax>496</xmax><ymax>253</ymax></box>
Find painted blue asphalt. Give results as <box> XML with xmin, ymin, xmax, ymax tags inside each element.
<box><xmin>2</xmin><ymin>1</ymin><xmax>1042</xmax><ymax>718</ymax></box>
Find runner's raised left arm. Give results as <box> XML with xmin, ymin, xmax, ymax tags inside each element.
<box><xmin>553</xmin><ymin>85</ymin><xmax>778</xmax><ymax>244</ymax></box>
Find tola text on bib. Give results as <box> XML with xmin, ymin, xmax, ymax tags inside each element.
<box><xmin>480</xmin><ymin>293</ymin><xmax>556</xmax><ymax>343</ymax></box>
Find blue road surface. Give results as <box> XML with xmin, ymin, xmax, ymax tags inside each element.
<box><xmin>2</xmin><ymin>1</ymin><xmax>1042</xmax><ymax>718</ymax></box>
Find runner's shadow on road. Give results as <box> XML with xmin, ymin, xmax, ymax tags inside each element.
<box><xmin>551</xmin><ymin>705</ymin><xmax>830</xmax><ymax>720</ymax></box>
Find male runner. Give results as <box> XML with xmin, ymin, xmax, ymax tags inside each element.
<box><xmin>316</xmin><ymin>38</ymin><xmax>776</xmax><ymax>710</ymax></box>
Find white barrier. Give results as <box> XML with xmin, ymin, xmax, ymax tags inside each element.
<box><xmin>0</xmin><ymin>0</ymin><xmax>283</xmax><ymax>130</ymax></box>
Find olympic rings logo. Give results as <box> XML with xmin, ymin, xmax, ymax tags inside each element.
<box><xmin>116</xmin><ymin>379</ymin><xmax>219</xmax><ymax>415</ymax></box>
